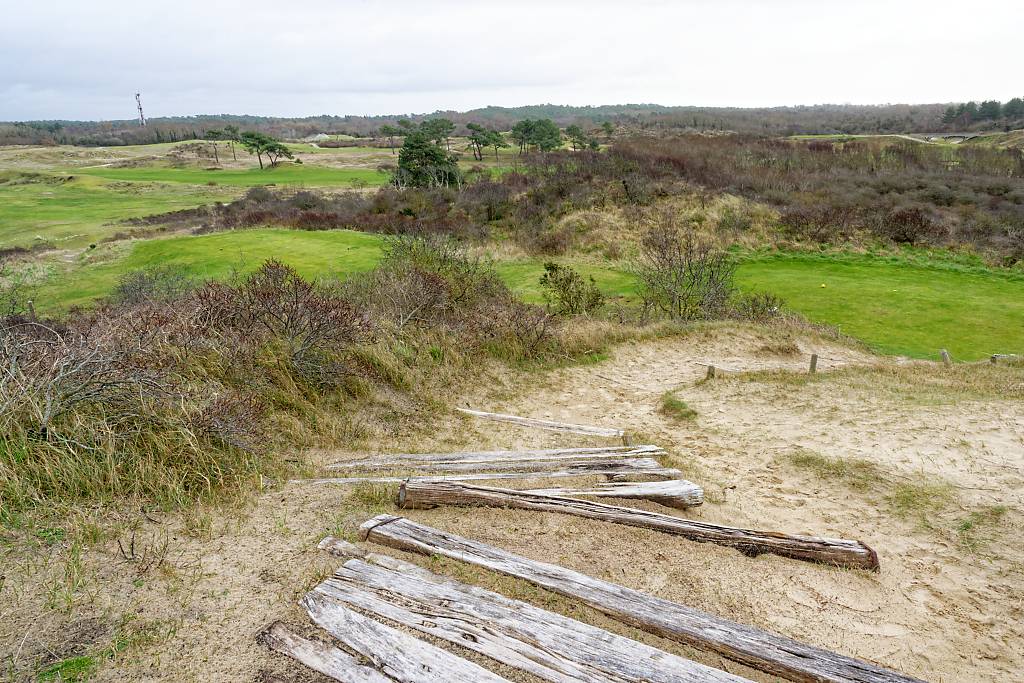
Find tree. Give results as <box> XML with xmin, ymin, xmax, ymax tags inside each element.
<box><xmin>239</xmin><ymin>131</ymin><xmax>294</xmax><ymax>169</ymax></box>
<box><xmin>379</xmin><ymin>125</ymin><xmax>401</xmax><ymax>154</ymax></box>
<box><xmin>395</xmin><ymin>130</ymin><xmax>461</xmax><ymax>188</ymax></box>
<box><xmin>510</xmin><ymin>120</ymin><xmax>535</xmax><ymax>154</ymax></box>
<box><xmin>601</xmin><ymin>121</ymin><xmax>615</xmax><ymax>141</ymax></box>
<box><xmin>1004</xmin><ymin>98</ymin><xmax>1024</xmax><ymax>119</ymax></box>
<box><xmin>530</xmin><ymin>118</ymin><xmax>562</xmax><ymax>152</ymax></box>
<box><xmin>467</xmin><ymin>123</ymin><xmax>505</xmax><ymax>161</ymax></box>
<box><xmin>421</xmin><ymin>118</ymin><xmax>455</xmax><ymax>151</ymax></box>
<box><xmin>941</xmin><ymin>106</ymin><xmax>958</xmax><ymax>125</ymax></box>
<box><xmin>565</xmin><ymin>124</ymin><xmax>591</xmax><ymax>151</ymax></box>
<box><xmin>205</xmin><ymin>124</ymin><xmax>240</xmax><ymax>160</ymax></box>
<box><xmin>978</xmin><ymin>100</ymin><xmax>1002</xmax><ymax>120</ymax></box>
<box><xmin>489</xmin><ymin>130</ymin><xmax>509</xmax><ymax>160</ymax></box>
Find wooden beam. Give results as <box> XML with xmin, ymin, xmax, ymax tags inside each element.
<box><xmin>259</xmin><ymin>621</ymin><xmax>394</xmax><ymax>683</ymax></box>
<box><xmin>313</xmin><ymin>555</ymin><xmax>750</xmax><ymax>683</ymax></box>
<box><xmin>456</xmin><ymin>407</ymin><xmax>624</xmax><ymax>437</ymax></box>
<box><xmin>324</xmin><ymin>456</ymin><xmax>669</xmax><ymax>477</ymax></box>
<box><xmin>525</xmin><ymin>479</ymin><xmax>704</xmax><ymax>509</ymax></box>
<box><xmin>397</xmin><ymin>482</ymin><xmax>878</xmax><ymax>571</ymax></box>
<box><xmin>302</xmin><ymin>590</ymin><xmax>511</xmax><ymax>682</ymax></box>
<box><xmin>327</xmin><ymin>445</ymin><xmax>663</xmax><ymax>470</ymax></box>
<box><xmin>361</xmin><ymin>516</ymin><xmax>923</xmax><ymax>683</ymax></box>
<box><xmin>296</xmin><ymin>458</ymin><xmax>682</xmax><ymax>486</ymax></box>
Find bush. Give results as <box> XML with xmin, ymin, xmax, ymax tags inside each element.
<box><xmin>632</xmin><ymin>212</ymin><xmax>736</xmax><ymax>321</ymax></box>
<box><xmin>539</xmin><ymin>262</ymin><xmax>604</xmax><ymax>316</ymax></box>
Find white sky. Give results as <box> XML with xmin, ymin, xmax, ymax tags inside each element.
<box><xmin>2</xmin><ymin>0</ymin><xmax>1021</xmax><ymax>121</ymax></box>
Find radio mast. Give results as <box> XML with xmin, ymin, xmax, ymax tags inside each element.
<box><xmin>135</xmin><ymin>93</ymin><xmax>146</xmax><ymax>126</ymax></box>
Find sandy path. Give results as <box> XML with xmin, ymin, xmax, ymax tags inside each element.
<box><xmin>7</xmin><ymin>327</ymin><xmax>1020</xmax><ymax>682</ymax></box>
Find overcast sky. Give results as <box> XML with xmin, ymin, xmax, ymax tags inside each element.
<box><xmin>2</xmin><ymin>0</ymin><xmax>1020</xmax><ymax>121</ymax></box>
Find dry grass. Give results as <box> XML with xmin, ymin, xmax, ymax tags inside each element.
<box><xmin>729</xmin><ymin>357</ymin><xmax>1024</xmax><ymax>404</ymax></box>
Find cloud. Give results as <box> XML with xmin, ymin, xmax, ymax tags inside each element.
<box><xmin>1</xmin><ymin>0</ymin><xmax>1021</xmax><ymax>120</ymax></box>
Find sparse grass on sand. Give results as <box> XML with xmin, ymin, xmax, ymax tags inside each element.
<box><xmin>782</xmin><ymin>448</ymin><xmax>1012</xmax><ymax>550</ymax></box>
<box><xmin>658</xmin><ymin>391</ymin><xmax>698</xmax><ymax>421</ymax></box>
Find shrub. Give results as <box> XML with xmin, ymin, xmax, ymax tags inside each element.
<box><xmin>539</xmin><ymin>262</ymin><xmax>604</xmax><ymax>316</ymax></box>
<box><xmin>632</xmin><ymin>212</ymin><xmax>736</xmax><ymax>321</ymax></box>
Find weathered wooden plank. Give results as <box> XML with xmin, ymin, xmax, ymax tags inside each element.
<box><xmin>326</xmin><ymin>456</ymin><xmax>671</xmax><ymax>477</ymax></box>
<box><xmin>259</xmin><ymin>621</ymin><xmax>395</xmax><ymax>683</ymax></box>
<box><xmin>456</xmin><ymin>407</ymin><xmax>624</xmax><ymax>437</ymax></box>
<box><xmin>327</xmin><ymin>445</ymin><xmax>663</xmax><ymax>470</ymax></box>
<box><xmin>525</xmin><ymin>479</ymin><xmax>704</xmax><ymax>509</ymax></box>
<box><xmin>398</xmin><ymin>482</ymin><xmax>878</xmax><ymax>570</ymax></box>
<box><xmin>302</xmin><ymin>590</ymin><xmax>511</xmax><ymax>683</ymax></box>
<box><xmin>312</xmin><ymin>554</ymin><xmax>750</xmax><ymax>683</ymax></box>
<box><xmin>296</xmin><ymin>458</ymin><xmax>682</xmax><ymax>485</ymax></box>
<box><xmin>360</xmin><ymin>516</ymin><xmax>923</xmax><ymax>683</ymax></box>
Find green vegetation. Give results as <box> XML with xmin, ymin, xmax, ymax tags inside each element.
<box><xmin>659</xmin><ymin>391</ymin><xmax>697</xmax><ymax>421</ymax></box>
<box><xmin>22</xmin><ymin>236</ymin><xmax>1024</xmax><ymax>361</ymax></box>
<box><xmin>75</xmin><ymin>164</ymin><xmax>386</xmax><ymax>187</ymax></box>
<box><xmin>737</xmin><ymin>253</ymin><xmax>1024</xmax><ymax>360</ymax></box>
<box><xmin>31</xmin><ymin>229</ymin><xmax>385</xmax><ymax>312</ymax></box>
<box><xmin>0</xmin><ymin>173</ymin><xmax>236</xmax><ymax>248</ymax></box>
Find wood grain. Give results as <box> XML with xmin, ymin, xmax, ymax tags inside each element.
<box><xmin>302</xmin><ymin>590</ymin><xmax>511</xmax><ymax>682</ymax></box>
<box><xmin>398</xmin><ymin>481</ymin><xmax>878</xmax><ymax>570</ymax></box>
<box><xmin>312</xmin><ymin>554</ymin><xmax>749</xmax><ymax>682</ymax></box>
<box><xmin>361</xmin><ymin>516</ymin><xmax>920</xmax><ymax>683</ymax></box>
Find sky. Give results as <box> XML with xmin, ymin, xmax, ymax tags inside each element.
<box><xmin>2</xmin><ymin>0</ymin><xmax>1021</xmax><ymax>121</ymax></box>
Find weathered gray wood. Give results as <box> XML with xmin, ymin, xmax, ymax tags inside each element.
<box><xmin>296</xmin><ymin>458</ymin><xmax>682</xmax><ymax>485</ymax></box>
<box><xmin>259</xmin><ymin>621</ymin><xmax>395</xmax><ymax>683</ymax></box>
<box><xmin>525</xmin><ymin>478</ymin><xmax>704</xmax><ymax>509</ymax></box>
<box><xmin>456</xmin><ymin>407</ymin><xmax>624</xmax><ymax>437</ymax></box>
<box><xmin>398</xmin><ymin>482</ymin><xmax>879</xmax><ymax>571</ymax></box>
<box><xmin>312</xmin><ymin>555</ymin><xmax>750</xmax><ymax>683</ymax></box>
<box><xmin>361</xmin><ymin>516</ymin><xmax>923</xmax><ymax>683</ymax></box>
<box><xmin>809</xmin><ymin>353</ymin><xmax>819</xmax><ymax>374</ymax></box>
<box><xmin>326</xmin><ymin>456</ymin><xmax>669</xmax><ymax>477</ymax></box>
<box><xmin>327</xmin><ymin>445</ymin><xmax>663</xmax><ymax>470</ymax></box>
<box><xmin>940</xmin><ymin>349</ymin><xmax>952</xmax><ymax>367</ymax></box>
<box><xmin>302</xmin><ymin>590</ymin><xmax>511</xmax><ymax>683</ymax></box>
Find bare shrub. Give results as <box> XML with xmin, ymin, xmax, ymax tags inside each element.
<box><xmin>111</xmin><ymin>266</ymin><xmax>195</xmax><ymax>305</ymax></box>
<box><xmin>732</xmin><ymin>291</ymin><xmax>784</xmax><ymax>322</ymax></box>
<box><xmin>632</xmin><ymin>213</ymin><xmax>736</xmax><ymax>321</ymax></box>
<box><xmin>194</xmin><ymin>260</ymin><xmax>371</xmax><ymax>364</ymax></box>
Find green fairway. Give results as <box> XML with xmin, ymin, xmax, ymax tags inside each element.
<box><xmin>0</xmin><ymin>173</ymin><xmax>237</xmax><ymax>249</ymax></box>
<box><xmin>31</xmin><ymin>229</ymin><xmax>386</xmax><ymax>311</ymax></box>
<box><xmin>74</xmin><ymin>164</ymin><xmax>388</xmax><ymax>187</ymax></box>
<box><xmin>24</xmin><ymin>231</ymin><xmax>1024</xmax><ymax>360</ymax></box>
<box><xmin>736</xmin><ymin>255</ymin><xmax>1024</xmax><ymax>360</ymax></box>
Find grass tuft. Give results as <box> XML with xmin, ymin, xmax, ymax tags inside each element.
<box><xmin>659</xmin><ymin>391</ymin><xmax>698</xmax><ymax>421</ymax></box>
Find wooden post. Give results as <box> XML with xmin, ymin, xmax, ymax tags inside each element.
<box><xmin>26</xmin><ymin>300</ymin><xmax>36</xmax><ymax>321</ymax></box>
<box><xmin>705</xmin><ymin>365</ymin><xmax>717</xmax><ymax>380</ymax></box>
<box><xmin>940</xmin><ymin>349</ymin><xmax>952</xmax><ymax>367</ymax></box>
<box><xmin>809</xmin><ymin>354</ymin><xmax>818</xmax><ymax>374</ymax></box>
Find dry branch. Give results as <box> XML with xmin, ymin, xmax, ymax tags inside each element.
<box><xmin>360</xmin><ymin>516</ymin><xmax>922</xmax><ymax>683</ymax></box>
<box><xmin>398</xmin><ymin>481</ymin><xmax>878</xmax><ymax>570</ymax></box>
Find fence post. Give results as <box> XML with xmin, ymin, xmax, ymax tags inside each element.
<box><xmin>940</xmin><ymin>349</ymin><xmax>952</xmax><ymax>367</ymax></box>
<box><xmin>809</xmin><ymin>353</ymin><xmax>818</xmax><ymax>374</ymax></box>
<box><xmin>705</xmin><ymin>365</ymin><xmax>717</xmax><ymax>380</ymax></box>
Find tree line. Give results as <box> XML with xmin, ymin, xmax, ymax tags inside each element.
<box><xmin>942</xmin><ymin>98</ymin><xmax>1024</xmax><ymax>128</ymax></box>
